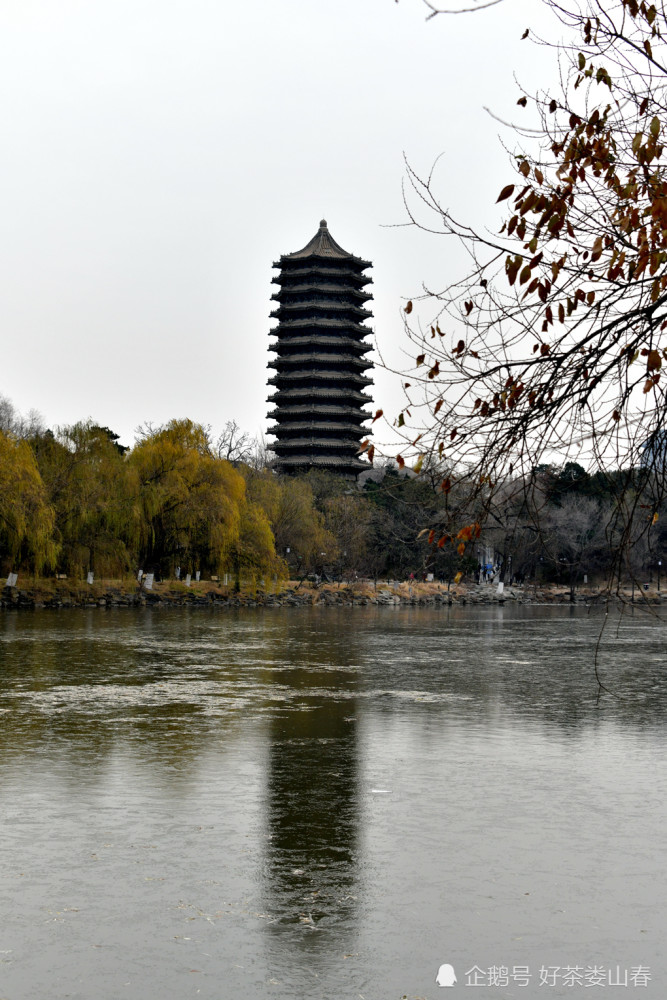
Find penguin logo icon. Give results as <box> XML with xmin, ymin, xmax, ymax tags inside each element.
<box><xmin>436</xmin><ymin>963</ymin><xmax>457</xmax><ymax>987</ymax></box>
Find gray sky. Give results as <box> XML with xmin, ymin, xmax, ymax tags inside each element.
<box><xmin>1</xmin><ymin>0</ymin><xmax>554</xmax><ymax>449</ymax></box>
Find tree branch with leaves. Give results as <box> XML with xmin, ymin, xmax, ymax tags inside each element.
<box><xmin>397</xmin><ymin>0</ymin><xmax>667</xmax><ymax>581</ymax></box>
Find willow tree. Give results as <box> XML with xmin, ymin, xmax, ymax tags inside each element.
<box><xmin>229</xmin><ymin>500</ymin><xmax>284</xmax><ymax>591</ymax></box>
<box><xmin>269</xmin><ymin>477</ymin><xmax>338</xmax><ymax>578</ymax></box>
<box><xmin>32</xmin><ymin>423</ymin><xmax>138</xmax><ymax>578</ymax></box>
<box><xmin>399</xmin><ymin>0</ymin><xmax>667</xmax><ymax>582</ymax></box>
<box><xmin>130</xmin><ymin>419</ymin><xmax>250</xmax><ymax>577</ymax></box>
<box><xmin>0</xmin><ymin>430</ymin><xmax>56</xmax><ymax>574</ymax></box>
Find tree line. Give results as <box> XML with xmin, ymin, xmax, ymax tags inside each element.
<box><xmin>0</xmin><ymin>403</ymin><xmax>453</xmax><ymax>585</ymax></box>
<box><xmin>2</xmin><ymin>397</ymin><xmax>664</xmax><ymax>591</ymax></box>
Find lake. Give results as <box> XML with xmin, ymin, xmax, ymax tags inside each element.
<box><xmin>1</xmin><ymin>604</ymin><xmax>666</xmax><ymax>999</ymax></box>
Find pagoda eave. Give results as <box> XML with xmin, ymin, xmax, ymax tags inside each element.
<box><xmin>272</xmin><ymin>454</ymin><xmax>371</xmax><ymax>471</ymax></box>
<box><xmin>271</xmin><ymin>284</ymin><xmax>372</xmax><ymax>303</ymax></box>
<box><xmin>268</xmin><ymin>388</ymin><xmax>373</xmax><ymax>404</ymax></box>
<box><xmin>268</xmin><ymin>372</ymin><xmax>373</xmax><ymax>388</ymax></box>
<box><xmin>267</xmin><ymin>353</ymin><xmax>372</xmax><ymax>371</ymax></box>
<box><xmin>270</xmin><ymin>335</ymin><xmax>373</xmax><ymax>355</ymax></box>
<box><xmin>270</xmin><ymin>302</ymin><xmax>373</xmax><ymax>320</ymax></box>
<box><xmin>273</xmin><ymin>437</ymin><xmax>366</xmax><ymax>453</ymax></box>
<box><xmin>267</xmin><ymin>405</ymin><xmax>371</xmax><ymax>422</ymax></box>
<box><xmin>271</xmin><ymin>317</ymin><xmax>372</xmax><ymax>333</ymax></box>
<box><xmin>267</xmin><ymin>421</ymin><xmax>370</xmax><ymax>436</ymax></box>
<box><xmin>273</xmin><ymin>266</ymin><xmax>372</xmax><ymax>288</ymax></box>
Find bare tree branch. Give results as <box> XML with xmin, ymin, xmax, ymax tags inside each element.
<box><xmin>391</xmin><ymin>0</ymin><xmax>667</xmax><ymax>594</ymax></box>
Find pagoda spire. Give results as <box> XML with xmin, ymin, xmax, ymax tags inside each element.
<box><xmin>267</xmin><ymin>221</ymin><xmax>374</xmax><ymax>478</ymax></box>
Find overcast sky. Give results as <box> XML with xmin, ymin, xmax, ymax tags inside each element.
<box><xmin>0</xmin><ymin>0</ymin><xmax>556</xmax><ymax>450</ymax></box>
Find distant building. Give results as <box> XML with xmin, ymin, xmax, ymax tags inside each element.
<box><xmin>267</xmin><ymin>220</ymin><xmax>374</xmax><ymax>478</ymax></box>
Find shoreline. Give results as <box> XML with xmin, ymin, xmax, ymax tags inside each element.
<box><xmin>1</xmin><ymin>578</ymin><xmax>663</xmax><ymax>611</ymax></box>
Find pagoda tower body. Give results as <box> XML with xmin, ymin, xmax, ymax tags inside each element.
<box><xmin>267</xmin><ymin>220</ymin><xmax>373</xmax><ymax>478</ymax></box>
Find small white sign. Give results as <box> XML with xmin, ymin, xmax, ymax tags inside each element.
<box><xmin>144</xmin><ymin>573</ymin><xmax>154</xmax><ymax>590</ymax></box>
<box><xmin>6</xmin><ymin>572</ymin><xmax>18</xmax><ymax>588</ymax></box>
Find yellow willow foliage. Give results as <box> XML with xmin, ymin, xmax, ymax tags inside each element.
<box><xmin>130</xmin><ymin>419</ymin><xmax>246</xmax><ymax>571</ymax></box>
<box><xmin>271</xmin><ymin>477</ymin><xmax>338</xmax><ymax>571</ymax></box>
<box><xmin>232</xmin><ymin>499</ymin><xmax>285</xmax><ymax>580</ymax></box>
<box><xmin>231</xmin><ymin>468</ymin><xmax>284</xmax><ymax>577</ymax></box>
<box><xmin>34</xmin><ymin>423</ymin><xmax>140</xmax><ymax>577</ymax></box>
<box><xmin>241</xmin><ymin>466</ymin><xmax>282</xmax><ymax>524</ymax></box>
<box><xmin>0</xmin><ymin>430</ymin><xmax>57</xmax><ymax>572</ymax></box>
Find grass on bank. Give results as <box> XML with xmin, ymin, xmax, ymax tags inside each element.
<box><xmin>4</xmin><ymin>573</ymin><xmax>664</xmax><ymax>606</ymax></box>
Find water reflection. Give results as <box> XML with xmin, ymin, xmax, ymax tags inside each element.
<box><xmin>264</xmin><ymin>675</ymin><xmax>359</xmax><ymax>937</ymax></box>
<box><xmin>1</xmin><ymin>605</ymin><xmax>667</xmax><ymax>999</ymax></box>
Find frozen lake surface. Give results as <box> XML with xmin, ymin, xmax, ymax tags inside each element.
<box><xmin>1</xmin><ymin>604</ymin><xmax>666</xmax><ymax>999</ymax></box>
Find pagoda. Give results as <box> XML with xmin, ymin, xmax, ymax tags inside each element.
<box><xmin>267</xmin><ymin>220</ymin><xmax>374</xmax><ymax>478</ymax></box>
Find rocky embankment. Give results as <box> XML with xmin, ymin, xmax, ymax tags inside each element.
<box><xmin>2</xmin><ymin>579</ymin><xmax>656</xmax><ymax>611</ymax></box>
